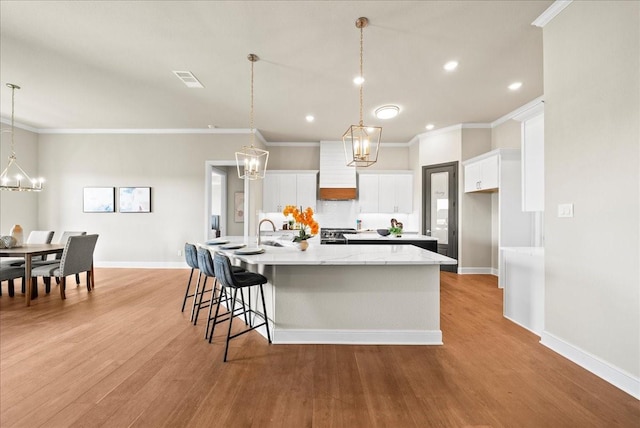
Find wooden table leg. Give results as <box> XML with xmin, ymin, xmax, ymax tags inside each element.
<box><xmin>25</xmin><ymin>256</ymin><xmax>32</xmax><ymax>307</ymax></box>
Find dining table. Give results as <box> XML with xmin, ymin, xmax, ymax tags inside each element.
<box><xmin>0</xmin><ymin>243</ymin><xmax>65</xmax><ymax>306</ymax></box>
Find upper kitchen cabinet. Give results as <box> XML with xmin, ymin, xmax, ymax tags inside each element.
<box><xmin>514</xmin><ymin>102</ymin><xmax>545</xmax><ymax>212</ymax></box>
<box><xmin>263</xmin><ymin>171</ymin><xmax>318</xmax><ymax>212</ymax></box>
<box><xmin>463</xmin><ymin>153</ymin><xmax>499</xmax><ymax>192</ymax></box>
<box><xmin>358</xmin><ymin>172</ymin><xmax>413</xmax><ymax>213</ymax></box>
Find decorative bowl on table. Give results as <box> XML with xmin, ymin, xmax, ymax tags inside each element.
<box><xmin>377</xmin><ymin>229</ymin><xmax>390</xmax><ymax>237</ymax></box>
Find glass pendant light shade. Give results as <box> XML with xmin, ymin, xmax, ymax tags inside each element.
<box><xmin>342</xmin><ymin>124</ymin><xmax>381</xmax><ymax>167</ymax></box>
<box><xmin>236</xmin><ymin>53</ymin><xmax>269</xmax><ymax>180</ymax></box>
<box><xmin>342</xmin><ymin>17</ymin><xmax>380</xmax><ymax>168</ymax></box>
<box><xmin>1</xmin><ymin>83</ymin><xmax>44</xmax><ymax>192</ymax></box>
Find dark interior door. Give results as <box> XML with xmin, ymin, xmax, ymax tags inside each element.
<box><xmin>422</xmin><ymin>162</ymin><xmax>458</xmax><ymax>272</ymax></box>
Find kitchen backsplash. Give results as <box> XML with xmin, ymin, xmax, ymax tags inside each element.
<box><xmin>260</xmin><ymin>200</ymin><xmax>420</xmax><ymax>232</ymax></box>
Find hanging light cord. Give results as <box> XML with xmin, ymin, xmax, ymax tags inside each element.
<box><xmin>249</xmin><ymin>55</ymin><xmax>255</xmax><ymax>147</ymax></box>
<box><xmin>9</xmin><ymin>84</ymin><xmax>17</xmax><ymax>159</ymax></box>
<box><xmin>359</xmin><ymin>23</ymin><xmax>364</xmax><ymax>127</ymax></box>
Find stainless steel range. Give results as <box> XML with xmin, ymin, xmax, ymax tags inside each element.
<box><xmin>320</xmin><ymin>228</ymin><xmax>356</xmax><ymax>245</ymax></box>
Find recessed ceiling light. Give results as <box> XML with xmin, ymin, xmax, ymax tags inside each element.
<box><xmin>375</xmin><ymin>105</ymin><xmax>400</xmax><ymax>119</ymax></box>
<box><xmin>353</xmin><ymin>76</ymin><xmax>364</xmax><ymax>85</ymax></box>
<box><xmin>443</xmin><ymin>61</ymin><xmax>458</xmax><ymax>71</ymax></box>
<box><xmin>305</xmin><ymin>115</ymin><xmax>314</xmax><ymax>122</ymax></box>
<box><xmin>425</xmin><ymin>124</ymin><xmax>435</xmax><ymax>130</ymax></box>
<box><xmin>509</xmin><ymin>81</ymin><xmax>523</xmax><ymax>90</ymax></box>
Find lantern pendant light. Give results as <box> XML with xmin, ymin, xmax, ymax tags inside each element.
<box><xmin>342</xmin><ymin>17</ymin><xmax>381</xmax><ymax>168</ymax></box>
<box><xmin>236</xmin><ymin>54</ymin><xmax>269</xmax><ymax>180</ymax></box>
<box><xmin>1</xmin><ymin>83</ymin><xmax>44</xmax><ymax>191</ymax></box>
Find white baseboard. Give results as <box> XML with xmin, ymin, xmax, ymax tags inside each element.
<box><xmin>540</xmin><ymin>331</ymin><xmax>640</xmax><ymax>400</ymax></box>
<box><xmin>273</xmin><ymin>329</ymin><xmax>443</xmax><ymax>345</ymax></box>
<box><xmin>95</xmin><ymin>261</ymin><xmax>187</xmax><ymax>269</ymax></box>
<box><xmin>457</xmin><ymin>267</ymin><xmax>495</xmax><ymax>275</ymax></box>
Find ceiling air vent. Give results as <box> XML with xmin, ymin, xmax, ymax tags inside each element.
<box><xmin>172</xmin><ymin>70</ymin><xmax>204</xmax><ymax>88</ymax></box>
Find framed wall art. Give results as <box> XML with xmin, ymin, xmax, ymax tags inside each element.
<box><xmin>83</xmin><ymin>187</ymin><xmax>115</xmax><ymax>213</ymax></box>
<box><xmin>119</xmin><ymin>187</ymin><xmax>152</xmax><ymax>213</ymax></box>
<box><xmin>234</xmin><ymin>191</ymin><xmax>244</xmax><ymax>223</ymax></box>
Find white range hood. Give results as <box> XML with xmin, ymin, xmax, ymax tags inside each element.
<box><xmin>318</xmin><ymin>141</ymin><xmax>357</xmax><ymax>200</ymax></box>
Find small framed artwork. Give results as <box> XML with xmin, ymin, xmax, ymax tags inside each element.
<box><xmin>83</xmin><ymin>187</ymin><xmax>115</xmax><ymax>213</ymax></box>
<box><xmin>119</xmin><ymin>187</ymin><xmax>152</xmax><ymax>213</ymax></box>
<box><xmin>234</xmin><ymin>191</ymin><xmax>244</xmax><ymax>223</ymax></box>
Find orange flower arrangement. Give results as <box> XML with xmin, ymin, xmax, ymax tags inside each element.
<box><xmin>282</xmin><ymin>205</ymin><xmax>319</xmax><ymax>242</ymax></box>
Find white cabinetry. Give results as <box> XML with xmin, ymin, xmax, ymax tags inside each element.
<box><xmin>358</xmin><ymin>174</ymin><xmax>379</xmax><ymax>213</ymax></box>
<box><xmin>463</xmin><ymin>149</ymin><xmax>534</xmax><ymax>278</ymax></box>
<box><xmin>358</xmin><ymin>172</ymin><xmax>413</xmax><ymax>213</ymax></box>
<box><xmin>514</xmin><ymin>103</ymin><xmax>544</xmax><ymax>212</ymax></box>
<box><xmin>263</xmin><ymin>171</ymin><xmax>317</xmax><ymax>212</ymax></box>
<box><xmin>463</xmin><ymin>154</ymin><xmax>499</xmax><ymax>192</ymax></box>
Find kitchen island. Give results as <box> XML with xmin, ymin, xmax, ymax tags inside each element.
<box><xmin>205</xmin><ymin>237</ymin><xmax>456</xmax><ymax>345</ymax></box>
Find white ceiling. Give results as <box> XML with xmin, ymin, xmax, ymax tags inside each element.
<box><xmin>0</xmin><ymin>0</ymin><xmax>552</xmax><ymax>144</ymax></box>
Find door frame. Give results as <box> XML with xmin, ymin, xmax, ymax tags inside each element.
<box><xmin>422</xmin><ymin>161</ymin><xmax>458</xmax><ymax>272</ymax></box>
<box><xmin>205</xmin><ymin>161</ymin><xmax>236</xmax><ymax>241</ymax></box>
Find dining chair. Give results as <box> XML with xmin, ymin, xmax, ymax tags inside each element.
<box><xmin>31</xmin><ymin>231</ymin><xmax>87</xmax><ymax>292</ymax></box>
<box><xmin>211</xmin><ymin>252</ymin><xmax>271</xmax><ymax>362</ymax></box>
<box><xmin>2</xmin><ymin>230</ymin><xmax>55</xmax><ymax>296</ymax></box>
<box><xmin>1</xmin><ymin>230</ymin><xmax>55</xmax><ymax>267</ymax></box>
<box><xmin>0</xmin><ymin>266</ymin><xmax>26</xmax><ymax>297</ymax></box>
<box><xmin>30</xmin><ymin>234</ymin><xmax>99</xmax><ymax>300</ymax></box>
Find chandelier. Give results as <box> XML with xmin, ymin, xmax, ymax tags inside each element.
<box><xmin>236</xmin><ymin>54</ymin><xmax>269</xmax><ymax>180</ymax></box>
<box><xmin>1</xmin><ymin>83</ymin><xmax>44</xmax><ymax>191</ymax></box>
<box><xmin>342</xmin><ymin>17</ymin><xmax>381</xmax><ymax>168</ymax></box>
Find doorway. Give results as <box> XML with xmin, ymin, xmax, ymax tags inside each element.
<box><xmin>422</xmin><ymin>162</ymin><xmax>458</xmax><ymax>273</ymax></box>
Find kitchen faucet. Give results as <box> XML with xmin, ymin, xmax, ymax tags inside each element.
<box><xmin>257</xmin><ymin>219</ymin><xmax>276</xmax><ymax>246</ymax></box>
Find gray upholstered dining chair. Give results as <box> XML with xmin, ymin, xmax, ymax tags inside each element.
<box><xmin>0</xmin><ymin>266</ymin><xmax>26</xmax><ymax>297</ymax></box>
<box><xmin>30</xmin><ymin>234</ymin><xmax>99</xmax><ymax>300</ymax></box>
<box><xmin>31</xmin><ymin>231</ymin><xmax>87</xmax><ymax>292</ymax></box>
<box><xmin>1</xmin><ymin>230</ymin><xmax>55</xmax><ymax>267</ymax></box>
<box><xmin>2</xmin><ymin>230</ymin><xmax>55</xmax><ymax>296</ymax></box>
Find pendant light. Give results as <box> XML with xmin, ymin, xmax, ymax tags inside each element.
<box><xmin>1</xmin><ymin>83</ymin><xmax>44</xmax><ymax>191</ymax></box>
<box><xmin>236</xmin><ymin>54</ymin><xmax>269</xmax><ymax>180</ymax></box>
<box><xmin>342</xmin><ymin>17</ymin><xmax>381</xmax><ymax>168</ymax></box>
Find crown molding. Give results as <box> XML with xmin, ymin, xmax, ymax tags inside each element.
<box><xmin>0</xmin><ymin>121</ymin><xmax>267</xmax><ymax>144</ymax></box>
<box><xmin>0</xmin><ymin>116</ymin><xmax>40</xmax><ymax>133</ymax></box>
<box><xmin>265</xmin><ymin>142</ymin><xmax>320</xmax><ymax>147</ymax></box>
<box><xmin>532</xmin><ymin>0</ymin><xmax>573</xmax><ymax>28</ymax></box>
<box><xmin>492</xmin><ymin>96</ymin><xmax>544</xmax><ymax>127</ymax></box>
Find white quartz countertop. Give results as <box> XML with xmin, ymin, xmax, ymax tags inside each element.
<box><xmin>202</xmin><ymin>236</ymin><xmax>455</xmax><ymax>266</ymax></box>
<box><xmin>344</xmin><ymin>233</ymin><xmax>437</xmax><ymax>241</ymax></box>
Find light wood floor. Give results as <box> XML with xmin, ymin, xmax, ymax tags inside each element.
<box><xmin>1</xmin><ymin>269</ymin><xmax>638</xmax><ymax>427</ymax></box>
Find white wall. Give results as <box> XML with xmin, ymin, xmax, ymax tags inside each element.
<box><xmin>34</xmin><ymin>132</ymin><xmax>264</xmax><ymax>266</ymax></box>
<box><xmin>543</xmin><ymin>1</ymin><xmax>639</xmax><ymax>384</ymax></box>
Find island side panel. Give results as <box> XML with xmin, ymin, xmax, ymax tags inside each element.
<box><xmin>269</xmin><ymin>264</ymin><xmax>442</xmax><ymax>345</ymax></box>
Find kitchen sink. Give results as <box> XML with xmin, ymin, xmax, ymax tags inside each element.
<box><xmin>261</xmin><ymin>240</ymin><xmax>284</xmax><ymax>247</ymax></box>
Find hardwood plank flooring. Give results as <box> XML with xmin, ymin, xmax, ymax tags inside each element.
<box><xmin>1</xmin><ymin>269</ymin><xmax>638</xmax><ymax>427</ymax></box>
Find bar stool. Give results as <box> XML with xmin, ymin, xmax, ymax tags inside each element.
<box><xmin>212</xmin><ymin>252</ymin><xmax>272</xmax><ymax>362</ymax></box>
<box><xmin>181</xmin><ymin>243</ymin><xmax>200</xmax><ymax>317</ymax></box>
<box><xmin>192</xmin><ymin>247</ymin><xmax>245</xmax><ymax>326</ymax></box>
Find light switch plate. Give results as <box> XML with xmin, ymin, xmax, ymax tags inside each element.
<box><xmin>558</xmin><ymin>203</ymin><xmax>574</xmax><ymax>218</ymax></box>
